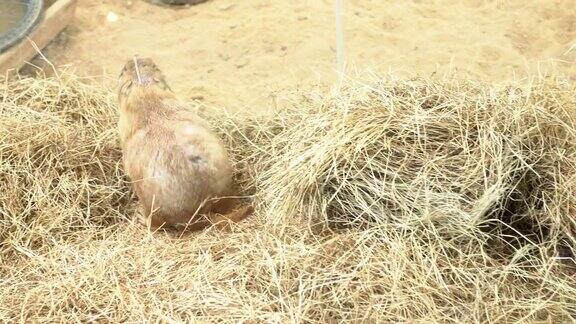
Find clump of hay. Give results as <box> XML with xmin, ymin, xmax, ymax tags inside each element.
<box><xmin>219</xmin><ymin>78</ymin><xmax>576</xmax><ymax>242</ymax></box>
<box><xmin>1</xmin><ymin>73</ymin><xmax>575</xmax><ymax>322</ymax></box>
<box><xmin>0</xmin><ymin>74</ymin><xmax>132</xmax><ymax>253</ymax></box>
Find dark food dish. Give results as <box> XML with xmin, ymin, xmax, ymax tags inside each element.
<box><xmin>144</xmin><ymin>0</ymin><xmax>209</xmax><ymax>6</ymax></box>
<box><xmin>0</xmin><ymin>0</ymin><xmax>44</xmax><ymax>53</ymax></box>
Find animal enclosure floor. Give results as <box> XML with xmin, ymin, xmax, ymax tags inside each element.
<box><xmin>30</xmin><ymin>0</ymin><xmax>576</xmax><ymax>110</ymax></box>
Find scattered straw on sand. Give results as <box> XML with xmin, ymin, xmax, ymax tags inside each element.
<box><xmin>1</xmin><ymin>72</ymin><xmax>575</xmax><ymax>322</ymax></box>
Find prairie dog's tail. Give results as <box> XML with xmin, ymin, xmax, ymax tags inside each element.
<box><xmin>179</xmin><ymin>205</ymin><xmax>254</xmax><ymax>233</ymax></box>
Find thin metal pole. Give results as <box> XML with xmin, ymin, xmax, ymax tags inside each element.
<box><xmin>335</xmin><ymin>0</ymin><xmax>345</xmax><ymax>84</ymax></box>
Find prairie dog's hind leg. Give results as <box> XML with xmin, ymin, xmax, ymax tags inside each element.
<box><xmin>175</xmin><ymin>205</ymin><xmax>254</xmax><ymax>233</ymax></box>
<box><xmin>136</xmin><ymin>203</ymin><xmax>171</xmax><ymax>231</ymax></box>
<box><xmin>210</xmin><ymin>205</ymin><xmax>254</xmax><ymax>231</ymax></box>
<box><xmin>149</xmin><ymin>212</ymin><xmax>172</xmax><ymax>231</ymax></box>
<box><xmin>208</xmin><ymin>197</ymin><xmax>243</xmax><ymax>215</ymax></box>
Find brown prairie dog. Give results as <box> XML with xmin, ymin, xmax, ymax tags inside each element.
<box><xmin>117</xmin><ymin>57</ymin><xmax>251</xmax><ymax>231</ymax></box>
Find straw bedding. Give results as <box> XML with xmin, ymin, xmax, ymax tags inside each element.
<box><xmin>0</xmin><ymin>73</ymin><xmax>575</xmax><ymax>322</ymax></box>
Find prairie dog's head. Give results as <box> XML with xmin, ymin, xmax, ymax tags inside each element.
<box><xmin>118</xmin><ymin>57</ymin><xmax>171</xmax><ymax>99</ymax></box>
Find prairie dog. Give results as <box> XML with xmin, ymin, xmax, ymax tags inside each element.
<box><xmin>118</xmin><ymin>57</ymin><xmax>251</xmax><ymax>231</ymax></box>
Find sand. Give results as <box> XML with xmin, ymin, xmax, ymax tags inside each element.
<box><xmin>32</xmin><ymin>0</ymin><xmax>576</xmax><ymax>109</ymax></box>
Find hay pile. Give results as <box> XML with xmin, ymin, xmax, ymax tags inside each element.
<box><xmin>0</xmin><ymin>73</ymin><xmax>575</xmax><ymax>322</ymax></box>
<box><xmin>220</xmin><ymin>78</ymin><xmax>576</xmax><ymax>241</ymax></box>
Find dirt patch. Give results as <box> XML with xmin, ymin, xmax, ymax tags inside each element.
<box><xmin>23</xmin><ymin>0</ymin><xmax>576</xmax><ymax>111</ymax></box>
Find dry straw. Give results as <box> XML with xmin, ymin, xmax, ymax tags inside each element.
<box><xmin>0</xmin><ymin>71</ymin><xmax>575</xmax><ymax>322</ymax></box>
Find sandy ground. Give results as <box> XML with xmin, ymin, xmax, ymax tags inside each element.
<box><xmin>35</xmin><ymin>0</ymin><xmax>576</xmax><ymax>110</ymax></box>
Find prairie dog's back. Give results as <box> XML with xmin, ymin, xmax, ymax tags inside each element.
<box><xmin>117</xmin><ymin>57</ymin><xmax>176</xmax><ymax>146</ymax></box>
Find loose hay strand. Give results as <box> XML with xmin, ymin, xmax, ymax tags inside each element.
<box><xmin>0</xmin><ymin>72</ymin><xmax>575</xmax><ymax>322</ymax></box>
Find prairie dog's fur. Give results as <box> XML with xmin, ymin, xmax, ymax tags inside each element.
<box><xmin>118</xmin><ymin>57</ymin><xmax>251</xmax><ymax>231</ymax></box>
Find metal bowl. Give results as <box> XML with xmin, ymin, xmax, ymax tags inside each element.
<box><xmin>144</xmin><ymin>0</ymin><xmax>209</xmax><ymax>6</ymax></box>
<box><xmin>0</xmin><ymin>0</ymin><xmax>44</xmax><ymax>53</ymax></box>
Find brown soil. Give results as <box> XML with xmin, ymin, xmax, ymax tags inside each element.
<box><xmin>32</xmin><ymin>0</ymin><xmax>576</xmax><ymax>110</ymax></box>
